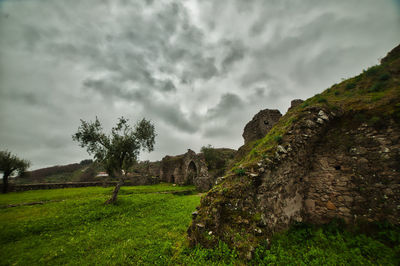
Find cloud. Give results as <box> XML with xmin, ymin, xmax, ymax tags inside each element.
<box><xmin>0</xmin><ymin>0</ymin><xmax>399</xmax><ymax>169</ymax></box>
<box><xmin>221</xmin><ymin>40</ymin><xmax>246</xmax><ymax>72</ymax></box>
<box><xmin>207</xmin><ymin>93</ymin><xmax>244</xmax><ymax>119</ymax></box>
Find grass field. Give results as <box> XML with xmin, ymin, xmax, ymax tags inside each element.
<box><xmin>0</xmin><ymin>184</ymin><xmax>199</xmax><ymax>265</ymax></box>
<box><xmin>1</xmin><ymin>184</ymin><xmax>399</xmax><ymax>265</ymax></box>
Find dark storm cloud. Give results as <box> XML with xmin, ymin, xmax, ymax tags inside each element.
<box><xmin>207</xmin><ymin>93</ymin><xmax>244</xmax><ymax>119</ymax></box>
<box><xmin>161</xmin><ymin>80</ymin><xmax>176</xmax><ymax>92</ymax></box>
<box><xmin>221</xmin><ymin>40</ymin><xmax>246</xmax><ymax>72</ymax></box>
<box><xmin>83</xmin><ymin>77</ymin><xmax>197</xmax><ymax>133</ymax></box>
<box><xmin>0</xmin><ymin>0</ymin><xmax>399</xmax><ymax>169</ymax></box>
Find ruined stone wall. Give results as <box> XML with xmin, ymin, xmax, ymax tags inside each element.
<box><xmin>160</xmin><ymin>154</ymin><xmax>185</xmax><ymax>183</ymax></box>
<box><xmin>287</xmin><ymin>99</ymin><xmax>304</xmax><ymax>112</ymax></box>
<box><xmin>160</xmin><ymin>149</ymin><xmax>212</xmax><ymax>191</ymax></box>
<box><xmin>254</xmin><ymin>110</ymin><xmax>400</xmax><ymax>233</ymax></box>
<box><xmin>189</xmin><ymin>44</ymin><xmax>400</xmax><ymax>257</ymax></box>
<box><xmin>303</xmin><ymin>120</ymin><xmax>400</xmax><ymax>224</ymax></box>
<box><xmin>189</xmin><ymin>107</ymin><xmax>400</xmax><ymax>255</ymax></box>
<box><xmin>242</xmin><ymin>109</ymin><xmax>282</xmax><ymax>144</ymax></box>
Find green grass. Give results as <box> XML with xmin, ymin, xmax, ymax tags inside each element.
<box><xmin>0</xmin><ymin>183</ymin><xmax>195</xmax><ymax>206</ymax></box>
<box><xmin>253</xmin><ymin>221</ymin><xmax>400</xmax><ymax>265</ymax></box>
<box><xmin>1</xmin><ymin>186</ymin><xmax>399</xmax><ymax>265</ymax></box>
<box><xmin>0</xmin><ymin>184</ymin><xmax>199</xmax><ymax>265</ymax></box>
<box><xmin>174</xmin><ymin>221</ymin><xmax>400</xmax><ymax>265</ymax></box>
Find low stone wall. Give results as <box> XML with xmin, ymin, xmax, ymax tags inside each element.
<box><xmin>2</xmin><ymin>181</ymin><xmax>138</xmax><ymax>192</ymax></box>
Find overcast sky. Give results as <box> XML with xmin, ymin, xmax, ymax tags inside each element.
<box><xmin>1</xmin><ymin>0</ymin><xmax>399</xmax><ymax>170</ymax></box>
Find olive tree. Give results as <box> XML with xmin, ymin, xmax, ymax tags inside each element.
<box><xmin>73</xmin><ymin>117</ymin><xmax>156</xmax><ymax>204</ymax></box>
<box><xmin>0</xmin><ymin>151</ymin><xmax>30</xmax><ymax>193</ymax></box>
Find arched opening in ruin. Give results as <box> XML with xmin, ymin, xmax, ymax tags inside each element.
<box><xmin>171</xmin><ymin>175</ymin><xmax>175</xmax><ymax>183</ymax></box>
<box><xmin>187</xmin><ymin>161</ymin><xmax>197</xmax><ymax>184</ymax></box>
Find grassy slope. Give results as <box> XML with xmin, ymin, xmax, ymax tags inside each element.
<box><xmin>0</xmin><ymin>184</ymin><xmax>199</xmax><ymax>265</ymax></box>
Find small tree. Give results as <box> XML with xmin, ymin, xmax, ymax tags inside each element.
<box><xmin>0</xmin><ymin>151</ymin><xmax>30</xmax><ymax>193</ymax></box>
<box><xmin>73</xmin><ymin>116</ymin><xmax>156</xmax><ymax>204</ymax></box>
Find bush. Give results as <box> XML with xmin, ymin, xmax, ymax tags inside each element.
<box><xmin>346</xmin><ymin>82</ymin><xmax>356</xmax><ymax>90</ymax></box>
<box><xmin>273</xmin><ymin>135</ymin><xmax>283</xmax><ymax>144</ymax></box>
<box><xmin>317</xmin><ymin>97</ymin><xmax>327</xmax><ymax>103</ymax></box>
<box><xmin>368</xmin><ymin>81</ymin><xmax>385</xmax><ymax>93</ymax></box>
<box><xmin>364</xmin><ymin>65</ymin><xmax>381</xmax><ymax>77</ymax></box>
<box><xmin>234</xmin><ymin>168</ymin><xmax>246</xmax><ymax>176</ymax></box>
<box><xmin>301</xmin><ymin>102</ymin><xmax>309</xmax><ymax>108</ymax></box>
<box><xmin>379</xmin><ymin>73</ymin><xmax>391</xmax><ymax>81</ymax></box>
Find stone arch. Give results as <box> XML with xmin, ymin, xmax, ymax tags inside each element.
<box><xmin>171</xmin><ymin>175</ymin><xmax>175</xmax><ymax>183</ymax></box>
<box><xmin>187</xmin><ymin>161</ymin><xmax>197</xmax><ymax>184</ymax></box>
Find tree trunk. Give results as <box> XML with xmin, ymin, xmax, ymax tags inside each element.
<box><xmin>2</xmin><ymin>173</ymin><xmax>9</xmax><ymax>194</ymax></box>
<box><xmin>105</xmin><ymin>177</ymin><xmax>124</xmax><ymax>204</ymax></box>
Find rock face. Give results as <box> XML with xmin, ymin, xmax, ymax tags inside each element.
<box><xmin>242</xmin><ymin>109</ymin><xmax>282</xmax><ymax>144</ymax></box>
<box><xmin>160</xmin><ymin>149</ymin><xmax>212</xmax><ymax>191</ymax></box>
<box><xmin>188</xmin><ymin>44</ymin><xmax>400</xmax><ymax>257</ymax></box>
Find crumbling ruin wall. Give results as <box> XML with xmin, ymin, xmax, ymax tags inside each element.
<box><xmin>160</xmin><ymin>149</ymin><xmax>212</xmax><ymax>191</ymax></box>
<box><xmin>189</xmin><ymin>45</ymin><xmax>400</xmax><ymax>258</ymax></box>
<box><xmin>188</xmin><ymin>106</ymin><xmax>400</xmax><ymax>257</ymax></box>
<box><xmin>287</xmin><ymin>99</ymin><xmax>304</xmax><ymax>112</ymax></box>
<box><xmin>242</xmin><ymin>109</ymin><xmax>282</xmax><ymax>144</ymax></box>
<box><xmin>303</xmin><ymin>118</ymin><xmax>400</xmax><ymax>224</ymax></box>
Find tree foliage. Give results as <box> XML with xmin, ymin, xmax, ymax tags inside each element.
<box><xmin>72</xmin><ymin>116</ymin><xmax>156</xmax><ymax>203</ymax></box>
<box><xmin>73</xmin><ymin>117</ymin><xmax>156</xmax><ymax>177</ymax></box>
<box><xmin>0</xmin><ymin>150</ymin><xmax>30</xmax><ymax>193</ymax></box>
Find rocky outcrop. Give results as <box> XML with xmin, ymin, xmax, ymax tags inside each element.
<box><xmin>188</xmin><ymin>44</ymin><xmax>400</xmax><ymax>258</ymax></box>
<box><xmin>160</xmin><ymin>149</ymin><xmax>212</xmax><ymax>191</ymax></box>
<box><xmin>242</xmin><ymin>109</ymin><xmax>282</xmax><ymax>144</ymax></box>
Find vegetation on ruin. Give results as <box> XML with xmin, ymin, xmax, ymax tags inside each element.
<box><xmin>232</xmin><ymin>45</ymin><xmax>400</xmax><ymax>171</ymax></box>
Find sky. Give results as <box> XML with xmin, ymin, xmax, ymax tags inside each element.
<box><xmin>0</xmin><ymin>0</ymin><xmax>399</xmax><ymax>170</ymax></box>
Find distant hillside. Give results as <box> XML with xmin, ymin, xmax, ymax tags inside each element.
<box><xmin>17</xmin><ymin>160</ymin><xmax>97</xmax><ymax>184</ymax></box>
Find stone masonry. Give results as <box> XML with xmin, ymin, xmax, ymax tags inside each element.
<box><xmin>160</xmin><ymin>149</ymin><xmax>212</xmax><ymax>191</ymax></box>
<box><xmin>242</xmin><ymin>109</ymin><xmax>282</xmax><ymax>144</ymax></box>
<box><xmin>189</xmin><ymin>105</ymin><xmax>400</xmax><ymax>257</ymax></box>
